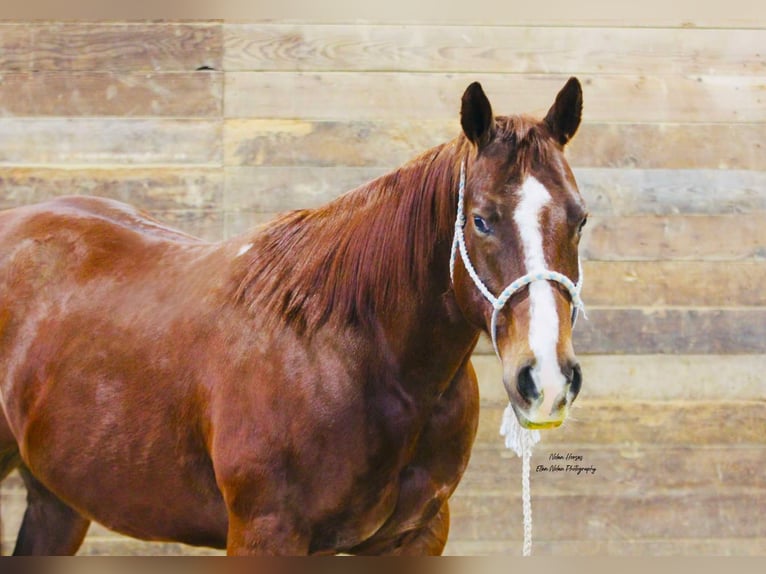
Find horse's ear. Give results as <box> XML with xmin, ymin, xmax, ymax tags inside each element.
<box><xmin>544</xmin><ymin>77</ymin><xmax>583</xmax><ymax>146</ymax></box>
<box><xmin>461</xmin><ymin>82</ymin><xmax>495</xmax><ymax>149</ymax></box>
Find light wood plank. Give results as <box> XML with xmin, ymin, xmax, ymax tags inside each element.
<box><xmin>448</xmin><ymin>491</ymin><xmax>766</xmax><ymax>541</ymax></box>
<box><xmin>0</xmin><ymin>24</ymin><xmax>31</xmax><ymax>70</ymax></box>
<box><xmin>0</xmin><ymin>119</ymin><xmax>222</xmax><ymax>166</ymax></box>
<box><xmin>582</xmin><ymin>214</ymin><xmax>766</xmax><ymax>261</ymax></box>
<box><xmin>0</xmin><ymin>72</ymin><xmax>222</xmax><ymax>117</ymax></box>
<box><xmin>224</xmin><ymin>119</ymin><xmax>766</xmax><ymax>171</ymax></box>
<box><xmin>475</xmin><ymin>401</ymin><xmax>766</xmax><ymax>446</ymax></box>
<box><xmin>28</xmin><ymin>22</ymin><xmax>222</xmax><ymax>72</ymax></box>
<box><xmin>224</xmin><ymin>24</ymin><xmax>766</xmax><ymax>76</ymax></box>
<box><xmin>471</xmin><ymin>354</ymin><xmax>766</xmax><ymax>403</ymax></box>
<box><xmin>578</xmin><ymin>169</ymin><xmax>766</xmax><ymax>215</ymax></box>
<box><xmin>0</xmin><ymin>167</ymin><xmax>223</xmax><ymax>211</ymax></box>
<box><xmin>459</xmin><ymin>445</ymin><xmax>766</xmax><ymax>496</ymax></box>
<box><xmin>224</xmin><ymin>166</ymin><xmax>385</xmax><ymax>211</ymax></box>
<box><xmin>223</xmin><ymin>166</ymin><xmax>766</xmax><ymax>216</ymax></box>
<box><xmin>224</xmin><ymin>165</ymin><xmax>766</xmax><ymax>219</ymax></box>
<box><xmin>226</xmin><ymin>72</ymin><xmax>766</xmax><ymax>123</ymax></box>
<box><xmin>475</xmin><ymin>308</ymin><xmax>766</xmax><ymax>355</ymax></box>
<box><xmin>444</xmin><ymin>538</ymin><xmax>766</xmax><ymax>556</ymax></box>
<box><xmin>582</xmin><ymin>261</ymin><xmax>766</xmax><ymax>307</ymax></box>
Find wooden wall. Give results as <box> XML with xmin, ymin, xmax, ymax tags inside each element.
<box><xmin>0</xmin><ymin>19</ymin><xmax>764</xmax><ymax>555</ymax></box>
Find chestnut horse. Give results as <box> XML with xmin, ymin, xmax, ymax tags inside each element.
<box><xmin>0</xmin><ymin>78</ymin><xmax>586</xmax><ymax>555</ymax></box>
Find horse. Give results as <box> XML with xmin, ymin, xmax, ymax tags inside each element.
<box><xmin>0</xmin><ymin>77</ymin><xmax>587</xmax><ymax>555</ymax></box>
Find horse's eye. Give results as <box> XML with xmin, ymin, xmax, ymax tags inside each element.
<box><xmin>473</xmin><ymin>215</ymin><xmax>492</xmax><ymax>235</ymax></box>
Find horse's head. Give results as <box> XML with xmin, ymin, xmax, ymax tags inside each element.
<box><xmin>451</xmin><ymin>78</ymin><xmax>587</xmax><ymax>430</ymax></box>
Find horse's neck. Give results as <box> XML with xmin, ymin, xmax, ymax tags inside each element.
<box><xmin>364</xmin><ymin>150</ymin><xmax>479</xmax><ymax>398</ymax></box>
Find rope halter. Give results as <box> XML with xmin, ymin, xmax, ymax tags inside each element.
<box><xmin>449</xmin><ymin>159</ymin><xmax>586</xmax><ymax>556</ymax></box>
<box><xmin>449</xmin><ymin>161</ymin><xmax>586</xmax><ymax>358</ymax></box>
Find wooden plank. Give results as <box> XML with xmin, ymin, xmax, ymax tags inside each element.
<box><xmin>582</xmin><ymin>214</ymin><xmax>766</xmax><ymax>261</ymax></box>
<box><xmin>223</xmin><ymin>24</ymin><xmax>766</xmax><ymax>76</ymax></box>
<box><xmin>224</xmin><ymin>166</ymin><xmax>766</xmax><ymax>217</ymax></box>
<box><xmin>578</xmin><ymin>170</ymin><xmax>766</xmax><ymax>216</ymax></box>
<box><xmin>0</xmin><ymin>167</ymin><xmax>223</xmax><ymax>211</ymax></box>
<box><xmin>216</xmin><ymin>2</ymin><xmax>766</xmax><ymax>30</ymax></box>
<box><xmin>582</xmin><ymin>261</ymin><xmax>766</xmax><ymax>307</ymax></box>
<box><xmin>0</xmin><ymin>24</ymin><xmax>31</xmax><ymax>70</ymax></box>
<box><xmin>570</xmin><ymin>124</ymin><xmax>766</xmax><ymax>170</ymax></box>
<box><xmin>475</xmin><ymin>401</ymin><xmax>766</xmax><ymax>446</ymax></box>
<box><xmin>0</xmin><ymin>72</ymin><xmax>222</xmax><ymax>117</ymax></box>
<box><xmin>448</xmin><ymin>491</ymin><xmax>766</xmax><ymax>540</ymax></box>
<box><xmin>224</xmin><ymin>164</ymin><xmax>766</xmax><ymax>218</ymax></box>
<box><xmin>151</xmin><ymin>210</ymin><xmax>225</xmax><ymax>242</ymax></box>
<box><xmin>223</xmin><ymin>118</ymin><xmax>457</xmax><ymax>168</ymax></box>
<box><xmin>458</xmin><ymin>445</ymin><xmax>766</xmax><ymax>497</ymax></box>
<box><xmin>225</xmin><ymin>72</ymin><xmax>766</xmax><ymax>123</ymax></box>
<box><xmin>471</xmin><ymin>354</ymin><xmax>766</xmax><ymax>403</ymax></box>
<box><xmin>29</xmin><ymin>22</ymin><xmax>222</xmax><ymax>72</ymax></box>
<box><xmin>0</xmin><ymin>119</ymin><xmax>222</xmax><ymax>166</ymax></box>
<box><xmin>475</xmin><ymin>308</ymin><xmax>766</xmax><ymax>355</ymax></box>
<box><xmin>444</xmin><ymin>538</ymin><xmax>766</xmax><ymax>556</ymax></box>
<box><xmin>224</xmin><ymin>119</ymin><xmax>766</xmax><ymax>171</ymax></box>
<box><xmin>224</xmin><ymin>166</ymin><xmax>386</xmax><ymax>211</ymax></box>
<box><xmin>224</xmin><ymin>171</ymin><xmax>766</xmax><ymax>261</ymax></box>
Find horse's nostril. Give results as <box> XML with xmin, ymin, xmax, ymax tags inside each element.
<box><xmin>569</xmin><ymin>362</ymin><xmax>582</xmax><ymax>399</ymax></box>
<box><xmin>517</xmin><ymin>364</ymin><xmax>539</xmax><ymax>405</ymax></box>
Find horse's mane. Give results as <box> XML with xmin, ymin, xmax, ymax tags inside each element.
<box><xmin>232</xmin><ymin>116</ymin><xmax>548</xmax><ymax>334</ymax></box>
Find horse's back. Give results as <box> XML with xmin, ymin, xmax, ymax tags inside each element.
<box><xmin>0</xmin><ymin>195</ymin><xmax>203</xmax><ymax>247</ymax></box>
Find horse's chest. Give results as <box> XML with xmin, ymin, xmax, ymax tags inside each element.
<box><xmin>344</xmin><ymin>367</ymin><xmax>479</xmax><ymax>550</ymax></box>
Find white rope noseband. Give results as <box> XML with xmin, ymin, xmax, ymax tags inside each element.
<box><xmin>449</xmin><ymin>160</ymin><xmax>586</xmax><ymax>556</ymax></box>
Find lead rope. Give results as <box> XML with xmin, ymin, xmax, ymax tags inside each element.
<box><xmin>450</xmin><ymin>160</ymin><xmax>586</xmax><ymax>557</ymax></box>
<box><xmin>500</xmin><ymin>404</ymin><xmax>540</xmax><ymax>556</ymax></box>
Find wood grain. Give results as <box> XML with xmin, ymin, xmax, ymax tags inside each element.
<box><xmin>475</xmin><ymin>400</ymin><xmax>766</xmax><ymax>446</ymax></box>
<box><xmin>0</xmin><ymin>72</ymin><xmax>222</xmax><ymax>117</ymax></box>
<box><xmin>27</xmin><ymin>23</ymin><xmax>222</xmax><ymax>72</ymax></box>
<box><xmin>0</xmin><ymin>24</ymin><xmax>31</xmax><ymax>70</ymax></box>
<box><xmin>459</xmin><ymin>445</ymin><xmax>766</xmax><ymax>496</ymax></box>
<box><xmin>0</xmin><ymin>167</ymin><xmax>223</xmax><ymax>211</ymax></box>
<box><xmin>0</xmin><ymin>119</ymin><xmax>222</xmax><ymax>166</ymax></box>
<box><xmin>448</xmin><ymin>492</ymin><xmax>765</xmax><ymax>540</ymax></box>
<box><xmin>444</xmin><ymin>538</ymin><xmax>766</xmax><ymax>556</ymax></box>
<box><xmin>223</xmin><ymin>24</ymin><xmax>766</xmax><ymax>76</ymax></box>
<box><xmin>224</xmin><ymin>118</ymin><xmax>766</xmax><ymax>170</ymax></box>
<box><xmin>581</xmin><ymin>261</ymin><xmax>766</xmax><ymax>306</ymax></box>
<box><xmin>471</xmin><ymin>354</ymin><xmax>766</xmax><ymax>402</ymax></box>
<box><xmin>579</xmin><ymin>169</ymin><xmax>766</xmax><ymax>215</ymax></box>
<box><xmin>226</xmin><ymin>72</ymin><xmax>766</xmax><ymax>123</ymax></box>
<box><xmin>582</xmin><ymin>214</ymin><xmax>766</xmax><ymax>261</ymax></box>
<box><xmin>222</xmin><ymin>164</ymin><xmax>766</xmax><ymax>219</ymax></box>
<box><xmin>475</xmin><ymin>308</ymin><xmax>766</xmax><ymax>355</ymax></box>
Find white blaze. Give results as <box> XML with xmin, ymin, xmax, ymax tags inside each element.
<box><xmin>513</xmin><ymin>176</ymin><xmax>566</xmax><ymax>417</ymax></box>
